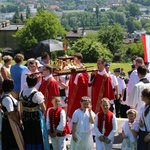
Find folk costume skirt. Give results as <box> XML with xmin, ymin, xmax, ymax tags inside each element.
<box><xmin>22</xmin><ymin>110</ymin><xmax>49</xmax><ymax>150</ymax></box>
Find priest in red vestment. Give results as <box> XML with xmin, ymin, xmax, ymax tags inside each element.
<box><xmin>39</xmin><ymin>64</ymin><xmax>60</xmax><ymax>110</ymax></box>
<box><xmin>67</xmin><ymin>53</ymin><xmax>89</xmax><ymax>118</ymax></box>
<box><xmin>90</xmin><ymin>58</ymin><xmax>115</xmax><ymax>114</ymax></box>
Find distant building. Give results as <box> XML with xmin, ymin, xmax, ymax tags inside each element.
<box><xmin>65</xmin><ymin>29</ymin><xmax>98</xmax><ymax>45</ymax></box>
<box><xmin>133</xmin><ymin>29</ymin><xmax>146</xmax><ymax>39</ymax></box>
<box><xmin>78</xmin><ymin>5</ymin><xmax>87</xmax><ymax>10</ymax></box>
<box><xmin>50</xmin><ymin>5</ymin><xmax>59</xmax><ymax>10</ymax></box>
<box><xmin>0</xmin><ymin>21</ymin><xmax>23</xmax><ymax>49</ymax></box>
<box><xmin>28</xmin><ymin>4</ymin><xmax>37</xmax><ymax>16</ymax></box>
<box><xmin>0</xmin><ymin>12</ymin><xmax>15</xmax><ymax>21</ymax></box>
<box><xmin>106</xmin><ymin>0</ymin><xmax>119</xmax><ymax>5</ymax></box>
<box><xmin>93</xmin><ymin>7</ymin><xmax>110</xmax><ymax>12</ymax></box>
<box><xmin>121</xmin><ymin>0</ymin><xmax>131</xmax><ymax>3</ymax></box>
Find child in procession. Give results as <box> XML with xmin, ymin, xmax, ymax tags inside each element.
<box><xmin>70</xmin><ymin>96</ymin><xmax>95</xmax><ymax>150</ymax></box>
<box><xmin>121</xmin><ymin>109</ymin><xmax>139</xmax><ymax>150</ymax></box>
<box><xmin>94</xmin><ymin>97</ymin><xmax>117</xmax><ymax>150</ymax></box>
<box><xmin>46</xmin><ymin>96</ymin><xmax>70</xmax><ymax>150</ymax></box>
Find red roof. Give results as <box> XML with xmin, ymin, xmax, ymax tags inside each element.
<box><xmin>50</xmin><ymin>5</ymin><xmax>59</xmax><ymax>10</ymax></box>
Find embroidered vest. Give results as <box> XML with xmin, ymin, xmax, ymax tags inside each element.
<box><xmin>20</xmin><ymin>91</ymin><xmax>38</xmax><ymax>107</ymax></box>
<box><xmin>49</xmin><ymin>107</ymin><xmax>70</xmax><ymax>137</ymax></box>
<box><xmin>98</xmin><ymin>111</ymin><xmax>113</xmax><ymax>136</ymax></box>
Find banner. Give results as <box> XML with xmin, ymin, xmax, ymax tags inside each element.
<box><xmin>142</xmin><ymin>34</ymin><xmax>150</xmax><ymax>62</ymax></box>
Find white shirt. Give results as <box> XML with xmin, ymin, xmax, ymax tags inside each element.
<box><xmin>59</xmin><ymin>75</ymin><xmax>69</xmax><ymax>97</ymax></box>
<box><xmin>128</xmin><ymin>70</ymin><xmax>139</xmax><ymax>97</ymax></box>
<box><xmin>98</xmin><ymin>69</ymin><xmax>107</xmax><ymax>76</ymax></box>
<box><xmin>43</xmin><ymin>74</ymin><xmax>52</xmax><ymax>80</ymax></box>
<box><xmin>21</xmin><ymin>68</ymin><xmax>29</xmax><ymax>91</ymax></box>
<box><xmin>72</xmin><ymin>109</ymin><xmax>95</xmax><ymax>133</ymax></box>
<box><xmin>146</xmin><ymin>73</ymin><xmax>150</xmax><ymax>81</ymax></box>
<box><xmin>94</xmin><ymin>113</ymin><xmax>117</xmax><ymax>141</ymax></box>
<box><xmin>2</xmin><ymin>94</ymin><xmax>18</xmax><ymax>112</ymax></box>
<box><xmin>46</xmin><ymin>108</ymin><xmax>66</xmax><ymax>132</ymax></box>
<box><xmin>116</xmin><ymin>76</ymin><xmax>126</xmax><ymax>95</ymax></box>
<box><xmin>126</xmin><ymin>82</ymin><xmax>150</xmax><ymax>120</ymax></box>
<box><xmin>74</xmin><ymin>73</ymin><xmax>81</xmax><ymax>85</ymax></box>
<box><xmin>21</xmin><ymin>69</ymin><xmax>41</xmax><ymax>91</ymax></box>
<box><xmin>122</xmin><ymin>120</ymin><xmax>139</xmax><ymax>142</ymax></box>
<box><xmin>109</xmin><ymin>72</ymin><xmax>118</xmax><ymax>89</ymax></box>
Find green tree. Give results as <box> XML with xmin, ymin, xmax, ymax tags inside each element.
<box><xmin>12</xmin><ymin>6</ymin><xmax>21</xmax><ymax>23</ymax></box>
<box><xmin>126</xmin><ymin>17</ymin><xmax>142</xmax><ymax>33</ymax></box>
<box><xmin>20</xmin><ymin>13</ymin><xmax>24</xmax><ymax>23</ymax></box>
<box><xmin>26</xmin><ymin>5</ymin><xmax>31</xmax><ymax>19</ymax></box>
<box><xmin>13</xmin><ymin>10</ymin><xmax>66</xmax><ymax>50</ymax></box>
<box><xmin>128</xmin><ymin>3</ymin><xmax>141</xmax><ymax>17</ymax></box>
<box><xmin>98</xmin><ymin>23</ymin><xmax>125</xmax><ymax>54</ymax></box>
<box><xmin>128</xmin><ymin>40</ymin><xmax>144</xmax><ymax>57</ymax></box>
<box><xmin>71</xmin><ymin>37</ymin><xmax>113</xmax><ymax>63</ymax></box>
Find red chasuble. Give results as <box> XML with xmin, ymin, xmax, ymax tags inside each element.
<box><xmin>39</xmin><ymin>77</ymin><xmax>60</xmax><ymax>109</ymax></box>
<box><xmin>48</xmin><ymin>107</ymin><xmax>70</xmax><ymax>137</ymax></box>
<box><xmin>92</xmin><ymin>73</ymin><xmax>115</xmax><ymax>113</ymax></box>
<box><xmin>98</xmin><ymin>111</ymin><xmax>113</xmax><ymax>136</ymax></box>
<box><xmin>67</xmin><ymin>72</ymin><xmax>89</xmax><ymax>118</ymax></box>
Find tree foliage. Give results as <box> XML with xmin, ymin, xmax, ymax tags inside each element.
<box><xmin>13</xmin><ymin>10</ymin><xmax>66</xmax><ymax>50</ymax></box>
<box><xmin>132</xmin><ymin>0</ymin><xmax>150</xmax><ymax>6</ymax></box>
<box><xmin>128</xmin><ymin>40</ymin><xmax>144</xmax><ymax>57</ymax></box>
<box><xmin>71</xmin><ymin>37</ymin><xmax>113</xmax><ymax>63</ymax></box>
<box><xmin>126</xmin><ymin>17</ymin><xmax>142</xmax><ymax>33</ymax></box>
<box><xmin>98</xmin><ymin>24</ymin><xmax>125</xmax><ymax>55</ymax></box>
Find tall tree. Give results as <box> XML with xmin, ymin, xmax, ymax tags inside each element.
<box><xmin>13</xmin><ymin>10</ymin><xmax>66</xmax><ymax>50</ymax></box>
<box><xmin>26</xmin><ymin>5</ymin><xmax>31</xmax><ymax>19</ymax></box>
<box><xmin>71</xmin><ymin>37</ymin><xmax>113</xmax><ymax>62</ymax></box>
<box><xmin>98</xmin><ymin>23</ymin><xmax>125</xmax><ymax>54</ymax></box>
<box><xmin>12</xmin><ymin>6</ymin><xmax>21</xmax><ymax>23</ymax></box>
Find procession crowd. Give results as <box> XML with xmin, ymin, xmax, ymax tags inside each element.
<box><xmin>0</xmin><ymin>52</ymin><xmax>150</xmax><ymax>150</ymax></box>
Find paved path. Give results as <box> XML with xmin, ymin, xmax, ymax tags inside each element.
<box><xmin>50</xmin><ymin>118</ymin><xmax>128</xmax><ymax>150</ymax></box>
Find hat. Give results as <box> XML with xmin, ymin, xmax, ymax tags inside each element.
<box><xmin>35</xmin><ymin>60</ymin><xmax>43</xmax><ymax>68</ymax></box>
<box><xmin>105</xmin><ymin>62</ymin><xmax>110</xmax><ymax>67</ymax></box>
<box><xmin>113</xmin><ymin>68</ymin><xmax>120</xmax><ymax>73</ymax></box>
<box><xmin>124</xmin><ymin>78</ymin><xmax>129</xmax><ymax>84</ymax></box>
<box><xmin>131</xmin><ymin>64</ymin><xmax>136</xmax><ymax>69</ymax></box>
<box><xmin>120</xmin><ymin>71</ymin><xmax>125</xmax><ymax>76</ymax></box>
<box><xmin>74</xmin><ymin>53</ymin><xmax>83</xmax><ymax>60</ymax></box>
<box><xmin>144</xmin><ymin>62</ymin><xmax>149</xmax><ymax>65</ymax></box>
<box><xmin>128</xmin><ymin>70</ymin><xmax>132</xmax><ymax>75</ymax></box>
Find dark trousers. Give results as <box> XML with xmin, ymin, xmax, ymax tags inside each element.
<box><xmin>114</xmin><ymin>95</ymin><xmax>121</xmax><ymax>117</ymax></box>
<box><xmin>120</xmin><ymin>104</ymin><xmax>130</xmax><ymax>118</ymax></box>
<box><xmin>109</xmin><ymin>104</ymin><xmax>114</xmax><ymax>113</ymax></box>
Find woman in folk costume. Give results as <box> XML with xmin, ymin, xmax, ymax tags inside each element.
<box><xmin>1</xmin><ymin>79</ymin><xmax>24</xmax><ymax>150</ymax></box>
<box><xmin>70</xmin><ymin>96</ymin><xmax>95</xmax><ymax>150</ymax></box>
<box><xmin>138</xmin><ymin>88</ymin><xmax>150</xmax><ymax>150</ymax></box>
<box><xmin>94</xmin><ymin>98</ymin><xmax>117</xmax><ymax>150</ymax></box>
<box><xmin>19</xmin><ymin>74</ymin><xmax>49</xmax><ymax>150</ymax></box>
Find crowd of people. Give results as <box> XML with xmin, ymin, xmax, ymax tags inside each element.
<box><xmin>0</xmin><ymin>52</ymin><xmax>150</xmax><ymax>150</ymax></box>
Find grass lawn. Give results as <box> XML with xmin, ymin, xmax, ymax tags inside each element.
<box><xmin>85</xmin><ymin>62</ymin><xmax>132</xmax><ymax>77</ymax></box>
